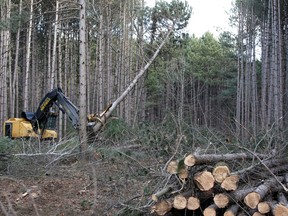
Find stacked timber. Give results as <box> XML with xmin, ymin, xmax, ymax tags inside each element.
<box><xmin>150</xmin><ymin>151</ymin><xmax>288</xmax><ymax>216</ymax></box>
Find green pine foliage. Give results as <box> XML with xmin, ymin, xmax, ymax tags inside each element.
<box><xmin>145</xmin><ymin>31</ymin><xmax>238</xmax><ymax>130</ymax></box>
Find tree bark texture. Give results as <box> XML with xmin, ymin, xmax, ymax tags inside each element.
<box><xmin>78</xmin><ymin>0</ymin><xmax>87</xmax><ymax>153</ymax></box>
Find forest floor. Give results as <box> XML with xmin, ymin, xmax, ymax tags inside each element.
<box><xmin>0</xmin><ymin>146</ymin><xmax>160</xmax><ymax>216</ymax></box>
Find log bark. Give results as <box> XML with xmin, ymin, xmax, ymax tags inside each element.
<box><xmin>212</xmin><ymin>162</ymin><xmax>230</xmax><ymax>183</ymax></box>
<box><xmin>184</xmin><ymin>152</ymin><xmax>267</xmax><ymax>167</ymax></box>
<box><xmin>213</xmin><ymin>193</ymin><xmax>229</xmax><ymax>208</ymax></box>
<box><xmin>277</xmin><ymin>192</ymin><xmax>288</xmax><ymax>205</ymax></box>
<box><xmin>231</xmin><ymin>158</ymin><xmax>288</xmax><ymax>179</ymax></box>
<box><xmin>285</xmin><ymin>173</ymin><xmax>288</xmax><ymax>187</ymax></box>
<box><xmin>237</xmin><ymin>211</ymin><xmax>247</xmax><ymax>216</ymax></box>
<box><xmin>187</xmin><ymin>196</ymin><xmax>200</xmax><ymax>210</ymax></box>
<box><xmin>221</xmin><ymin>175</ymin><xmax>239</xmax><ymax>191</ymax></box>
<box><xmin>193</xmin><ymin>170</ymin><xmax>215</xmax><ymax>191</ymax></box>
<box><xmin>230</xmin><ymin>187</ymin><xmax>256</xmax><ymax>201</ymax></box>
<box><xmin>173</xmin><ymin>195</ymin><xmax>187</xmax><ymax>210</ymax></box>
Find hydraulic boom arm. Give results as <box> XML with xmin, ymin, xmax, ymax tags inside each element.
<box><xmin>22</xmin><ymin>88</ymin><xmax>80</xmax><ymax>132</ymax></box>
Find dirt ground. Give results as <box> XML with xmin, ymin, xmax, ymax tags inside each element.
<box><xmin>0</xmin><ymin>150</ymin><xmax>159</xmax><ymax>216</ymax></box>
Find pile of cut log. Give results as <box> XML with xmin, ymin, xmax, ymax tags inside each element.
<box><xmin>150</xmin><ymin>151</ymin><xmax>288</xmax><ymax>216</ymax></box>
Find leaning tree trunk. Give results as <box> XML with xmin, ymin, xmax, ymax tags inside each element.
<box><xmin>92</xmin><ymin>28</ymin><xmax>173</xmax><ymax>133</ymax></box>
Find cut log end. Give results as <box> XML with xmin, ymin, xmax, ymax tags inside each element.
<box><xmin>224</xmin><ymin>211</ymin><xmax>236</xmax><ymax>216</ymax></box>
<box><xmin>213</xmin><ymin>163</ymin><xmax>230</xmax><ymax>183</ymax></box>
<box><xmin>213</xmin><ymin>193</ymin><xmax>229</xmax><ymax>208</ymax></box>
<box><xmin>166</xmin><ymin>160</ymin><xmax>178</xmax><ymax>174</ymax></box>
<box><xmin>187</xmin><ymin>196</ymin><xmax>200</xmax><ymax>210</ymax></box>
<box><xmin>203</xmin><ymin>208</ymin><xmax>216</xmax><ymax>216</ymax></box>
<box><xmin>224</xmin><ymin>204</ymin><xmax>239</xmax><ymax>216</ymax></box>
<box><xmin>203</xmin><ymin>204</ymin><xmax>217</xmax><ymax>216</ymax></box>
<box><xmin>221</xmin><ymin>175</ymin><xmax>239</xmax><ymax>191</ymax></box>
<box><xmin>273</xmin><ymin>204</ymin><xmax>288</xmax><ymax>216</ymax></box>
<box><xmin>173</xmin><ymin>195</ymin><xmax>187</xmax><ymax>210</ymax></box>
<box><xmin>257</xmin><ymin>201</ymin><xmax>270</xmax><ymax>214</ymax></box>
<box><xmin>184</xmin><ymin>154</ymin><xmax>196</xmax><ymax>167</ymax></box>
<box><xmin>194</xmin><ymin>170</ymin><xmax>215</xmax><ymax>191</ymax></box>
<box><xmin>244</xmin><ymin>192</ymin><xmax>261</xmax><ymax>209</ymax></box>
<box><xmin>151</xmin><ymin>200</ymin><xmax>172</xmax><ymax>216</ymax></box>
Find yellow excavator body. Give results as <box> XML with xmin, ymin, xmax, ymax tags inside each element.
<box><xmin>3</xmin><ymin>118</ymin><xmax>57</xmax><ymax>140</ymax></box>
<box><xmin>3</xmin><ymin>88</ymin><xmax>110</xmax><ymax>140</ymax></box>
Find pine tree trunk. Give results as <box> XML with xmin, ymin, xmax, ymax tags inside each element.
<box><xmin>0</xmin><ymin>0</ymin><xmax>11</xmax><ymax>134</ymax></box>
<box><xmin>79</xmin><ymin>0</ymin><xmax>87</xmax><ymax>154</ymax></box>
<box><xmin>24</xmin><ymin>0</ymin><xmax>34</xmax><ymax>111</ymax></box>
<box><xmin>58</xmin><ymin>17</ymin><xmax>63</xmax><ymax>140</ymax></box>
<box><xmin>63</xmin><ymin>30</ymin><xmax>69</xmax><ymax>137</ymax></box>
<box><xmin>97</xmin><ymin>11</ymin><xmax>104</xmax><ymax>113</ymax></box>
<box><xmin>285</xmin><ymin>1</ymin><xmax>288</xmax><ymax>124</ymax></box>
<box><xmin>51</xmin><ymin>0</ymin><xmax>59</xmax><ymax>90</ymax></box>
<box><xmin>236</xmin><ymin>0</ymin><xmax>244</xmax><ymax>139</ymax></box>
<box><xmin>251</xmin><ymin>7</ymin><xmax>258</xmax><ymax>138</ymax></box>
<box><xmin>11</xmin><ymin>0</ymin><xmax>20</xmax><ymax>117</ymax></box>
<box><xmin>47</xmin><ymin>27</ymin><xmax>52</xmax><ymax>92</ymax></box>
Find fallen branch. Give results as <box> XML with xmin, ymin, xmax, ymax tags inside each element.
<box><xmin>238</xmin><ymin>146</ymin><xmax>288</xmax><ymax>192</ymax></box>
<box><xmin>151</xmin><ymin>185</ymin><xmax>173</xmax><ymax>202</ymax></box>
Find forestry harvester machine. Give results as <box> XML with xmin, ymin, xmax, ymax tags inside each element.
<box><xmin>3</xmin><ymin>88</ymin><xmax>109</xmax><ymax>140</ymax></box>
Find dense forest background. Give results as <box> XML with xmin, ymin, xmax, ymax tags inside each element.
<box><xmin>0</xmin><ymin>0</ymin><xmax>288</xmax><ymax>143</ymax></box>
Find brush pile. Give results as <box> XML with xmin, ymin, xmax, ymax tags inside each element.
<box><xmin>150</xmin><ymin>150</ymin><xmax>288</xmax><ymax>216</ymax></box>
